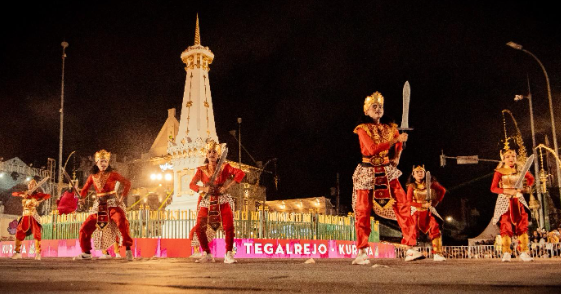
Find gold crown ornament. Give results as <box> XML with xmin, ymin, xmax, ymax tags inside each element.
<box><xmin>363</xmin><ymin>91</ymin><xmax>384</xmax><ymax>114</ymax></box>
<box><xmin>499</xmin><ymin>137</ymin><xmax>516</xmax><ymax>161</ymax></box>
<box><xmin>412</xmin><ymin>165</ymin><xmax>426</xmax><ymax>172</ymax></box>
<box><xmin>205</xmin><ymin>140</ymin><xmax>222</xmax><ymax>154</ymax></box>
<box><xmin>94</xmin><ymin>149</ymin><xmax>112</xmax><ymax>162</ymax></box>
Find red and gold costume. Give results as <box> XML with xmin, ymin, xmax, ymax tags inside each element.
<box><xmin>78</xmin><ymin>150</ymin><xmax>133</xmax><ymax>254</ymax></box>
<box><xmin>12</xmin><ymin>184</ymin><xmax>51</xmax><ymax>256</ymax></box>
<box><xmin>57</xmin><ymin>190</ymin><xmax>78</xmax><ymax>215</ymax></box>
<box><xmin>352</xmin><ymin>92</ymin><xmax>417</xmax><ymax>249</ymax></box>
<box><xmin>490</xmin><ymin>163</ymin><xmax>534</xmax><ymax>254</ymax></box>
<box><xmin>190</xmin><ymin>161</ymin><xmax>245</xmax><ymax>254</ymax></box>
<box><xmin>407</xmin><ymin>166</ymin><xmax>446</xmax><ymax>254</ymax></box>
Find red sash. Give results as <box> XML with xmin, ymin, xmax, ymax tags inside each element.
<box><xmin>372</xmin><ymin>166</ymin><xmax>392</xmax><ymax>199</ymax></box>
<box><xmin>207</xmin><ymin>195</ymin><xmax>221</xmax><ymax>231</ymax></box>
<box><xmin>509</xmin><ymin>198</ymin><xmax>523</xmax><ymax>225</ymax></box>
<box><xmin>97</xmin><ymin>197</ymin><xmax>111</xmax><ymax>229</ymax></box>
<box><xmin>415</xmin><ymin>210</ymin><xmax>431</xmax><ymax>234</ymax></box>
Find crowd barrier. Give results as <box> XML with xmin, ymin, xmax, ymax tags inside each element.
<box><xmin>8</xmin><ymin>209</ymin><xmax>379</xmax><ymax>243</ymax></box>
<box><xmin>395</xmin><ymin>243</ymin><xmax>561</xmax><ymax>259</ymax></box>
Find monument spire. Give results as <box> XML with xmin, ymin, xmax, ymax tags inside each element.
<box><xmin>194</xmin><ymin>14</ymin><xmax>201</xmax><ymax>45</ymax></box>
<box><xmin>166</xmin><ymin>15</ymin><xmax>217</xmax><ymax>217</ymax></box>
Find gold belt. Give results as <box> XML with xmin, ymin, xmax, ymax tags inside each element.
<box><xmin>96</xmin><ymin>191</ymin><xmax>116</xmax><ymax>197</ymax></box>
<box><xmin>501</xmin><ymin>189</ymin><xmax>519</xmax><ymax>198</ymax></box>
<box><xmin>362</xmin><ymin>156</ymin><xmax>389</xmax><ymax>166</ymax></box>
<box><xmin>23</xmin><ymin>209</ymin><xmax>37</xmax><ymax>216</ymax></box>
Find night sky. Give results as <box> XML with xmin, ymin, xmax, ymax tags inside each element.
<box><xmin>1</xmin><ymin>1</ymin><xmax>560</xmax><ymax>235</ymax></box>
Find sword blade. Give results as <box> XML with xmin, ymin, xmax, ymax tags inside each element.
<box><xmin>62</xmin><ymin>170</ymin><xmax>81</xmax><ymax>197</ymax></box>
<box><xmin>401</xmin><ymin>81</ymin><xmax>411</xmax><ymax>129</ymax></box>
<box><xmin>209</xmin><ymin>145</ymin><xmax>229</xmax><ymax>186</ymax></box>
<box><xmin>425</xmin><ymin>171</ymin><xmax>432</xmax><ymax>202</ymax></box>
<box><xmin>27</xmin><ymin>176</ymin><xmax>50</xmax><ymax>195</ymax></box>
<box><xmin>514</xmin><ymin>154</ymin><xmax>534</xmax><ymax>189</ymax></box>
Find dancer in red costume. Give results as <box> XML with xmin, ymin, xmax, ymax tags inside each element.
<box><xmin>352</xmin><ymin>91</ymin><xmax>423</xmax><ymax>265</ymax></box>
<box><xmin>11</xmin><ymin>179</ymin><xmax>51</xmax><ymax>260</ymax></box>
<box><xmin>490</xmin><ymin>142</ymin><xmax>534</xmax><ymax>262</ymax></box>
<box><xmin>406</xmin><ymin>165</ymin><xmax>447</xmax><ymax>261</ymax></box>
<box><xmin>56</xmin><ymin>186</ymin><xmax>78</xmax><ymax>215</ymax></box>
<box><xmin>74</xmin><ymin>149</ymin><xmax>134</xmax><ymax>261</ymax></box>
<box><xmin>190</xmin><ymin>140</ymin><xmax>245</xmax><ymax>263</ymax></box>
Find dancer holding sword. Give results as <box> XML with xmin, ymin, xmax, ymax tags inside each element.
<box><xmin>190</xmin><ymin>140</ymin><xmax>245</xmax><ymax>263</ymax></box>
<box><xmin>490</xmin><ymin>140</ymin><xmax>535</xmax><ymax>262</ymax></box>
<box><xmin>352</xmin><ymin>82</ymin><xmax>423</xmax><ymax>265</ymax></box>
<box><xmin>74</xmin><ymin>149</ymin><xmax>134</xmax><ymax>261</ymax></box>
<box><xmin>11</xmin><ymin>177</ymin><xmax>51</xmax><ymax>260</ymax></box>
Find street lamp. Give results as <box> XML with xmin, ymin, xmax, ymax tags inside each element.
<box><xmin>255</xmin><ymin>157</ymin><xmax>277</xmax><ymax>238</ymax></box>
<box><xmin>58</xmin><ymin>41</ymin><xmax>69</xmax><ymax>198</ymax></box>
<box><xmin>230</xmin><ymin>118</ymin><xmax>244</xmax><ymax>210</ymax></box>
<box><xmin>514</xmin><ymin>76</ymin><xmax>545</xmax><ymax>228</ymax></box>
<box><xmin>507</xmin><ymin>41</ymin><xmax>561</xmax><ymax>210</ymax></box>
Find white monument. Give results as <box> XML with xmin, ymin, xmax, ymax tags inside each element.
<box><xmin>167</xmin><ymin>15</ymin><xmax>218</xmax><ymax>213</ymax></box>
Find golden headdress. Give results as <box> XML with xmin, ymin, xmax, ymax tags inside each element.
<box><xmin>412</xmin><ymin>165</ymin><xmax>425</xmax><ymax>172</ymax></box>
<box><xmin>499</xmin><ymin>137</ymin><xmax>516</xmax><ymax>161</ymax></box>
<box><xmin>363</xmin><ymin>91</ymin><xmax>384</xmax><ymax>114</ymax></box>
<box><xmin>500</xmin><ymin>110</ymin><xmax>526</xmax><ymax>162</ymax></box>
<box><xmin>94</xmin><ymin>149</ymin><xmax>111</xmax><ymax>163</ymax></box>
<box><xmin>205</xmin><ymin>139</ymin><xmax>222</xmax><ymax>154</ymax></box>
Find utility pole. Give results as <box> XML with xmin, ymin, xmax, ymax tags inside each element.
<box><xmin>336</xmin><ymin>173</ymin><xmax>340</xmax><ymax>215</ymax></box>
<box><xmin>515</xmin><ymin>76</ymin><xmax>545</xmax><ymax>228</ymax></box>
<box><xmin>58</xmin><ymin>41</ymin><xmax>69</xmax><ymax>199</ymax></box>
<box><xmin>238</xmin><ymin>117</ymin><xmax>242</xmax><ymax>210</ymax></box>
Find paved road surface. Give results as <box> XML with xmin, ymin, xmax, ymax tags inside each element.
<box><xmin>1</xmin><ymin>257</ymin><xmax>560</xmax><ymax>293</ymax></box>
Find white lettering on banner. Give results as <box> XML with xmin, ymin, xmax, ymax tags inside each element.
<box><xmin>255</xmin><ymin>243</ymin><xmax>263</xmax><ymax>254</ymax></box>
<box><xmin>275</xmin><ymin>244</ymin><xmax>284</xmax><ymax>254</ymax></box>
<box><xmin>336</xmin><ymin>244</ymin><xmax>379</xmax><ymax>256</ymax></box>
<box><xmin>318</xmin><ymin>244</ymin><xmax>327</xmax><ymax>255</ymax></box>
<box><xmin>264</xmin><ymin>243</ymin><xmax>274</xmax><ymax>254</ymax></box>
<box><xmin>1</xmin><ymin>244</ymin><xmax>11</xmax><ymax>254</ymax></box>
<box><xmin>338</xmin><ymin>244</ymin><xmax>361</xmax><ymax>255</ymax></box>
<box><xmin>294</xmin><ymin>244</ymin><xmax>302</xmax><ymax>254</ymax></box>
<box><xmin>286</xmin><ymin>244</ymin><xmax>293</xmax><ymax>254</ymax></box>
<box><xmin>241</xmin><ymin>241</ymin><xmax>329</xmax><ymax>256</ymax></box>
<box><xmin>244</xmin><ymin>243</ymin><xmax>252</xmax><ymax>253</ymax></box>
<box><xmin>338</xmin><ymin>244</ymin><xmax>345</xmax><ymax>254</ymax></box>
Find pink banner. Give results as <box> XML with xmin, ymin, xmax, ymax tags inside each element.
<box><xmin>0</xmin><ymin>239</ymin><xmax>395</xmax><ymax>259</ymax></box>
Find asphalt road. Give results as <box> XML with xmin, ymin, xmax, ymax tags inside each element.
<box><xmin>1</xmin><ymin>257</ymin><xmax>560</xmax><ymax>293</ymax></box>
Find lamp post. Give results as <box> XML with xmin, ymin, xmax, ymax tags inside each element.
<box><xmin>514</xmin><ymin>76</ymin><xmax>544</xmax><ymax>228</ymax></box>
<box><xmin>237</xmin><ymin>118</ymin><xmax>242</xmax><ymax>210</ymax></box>
<box><xmin>58</xmin><ymin>41</ymin><xmax>69</xmax><ymax>199</ymax></box>
<box><xmin>256</xmin><ymin>158</ymin><xmax>277</xmax><ymax>238</ymax></box>
<box><xmin>507</xmin><ymin>41</ymin><xmax>561</xmax><ymax>212</ymax></box>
